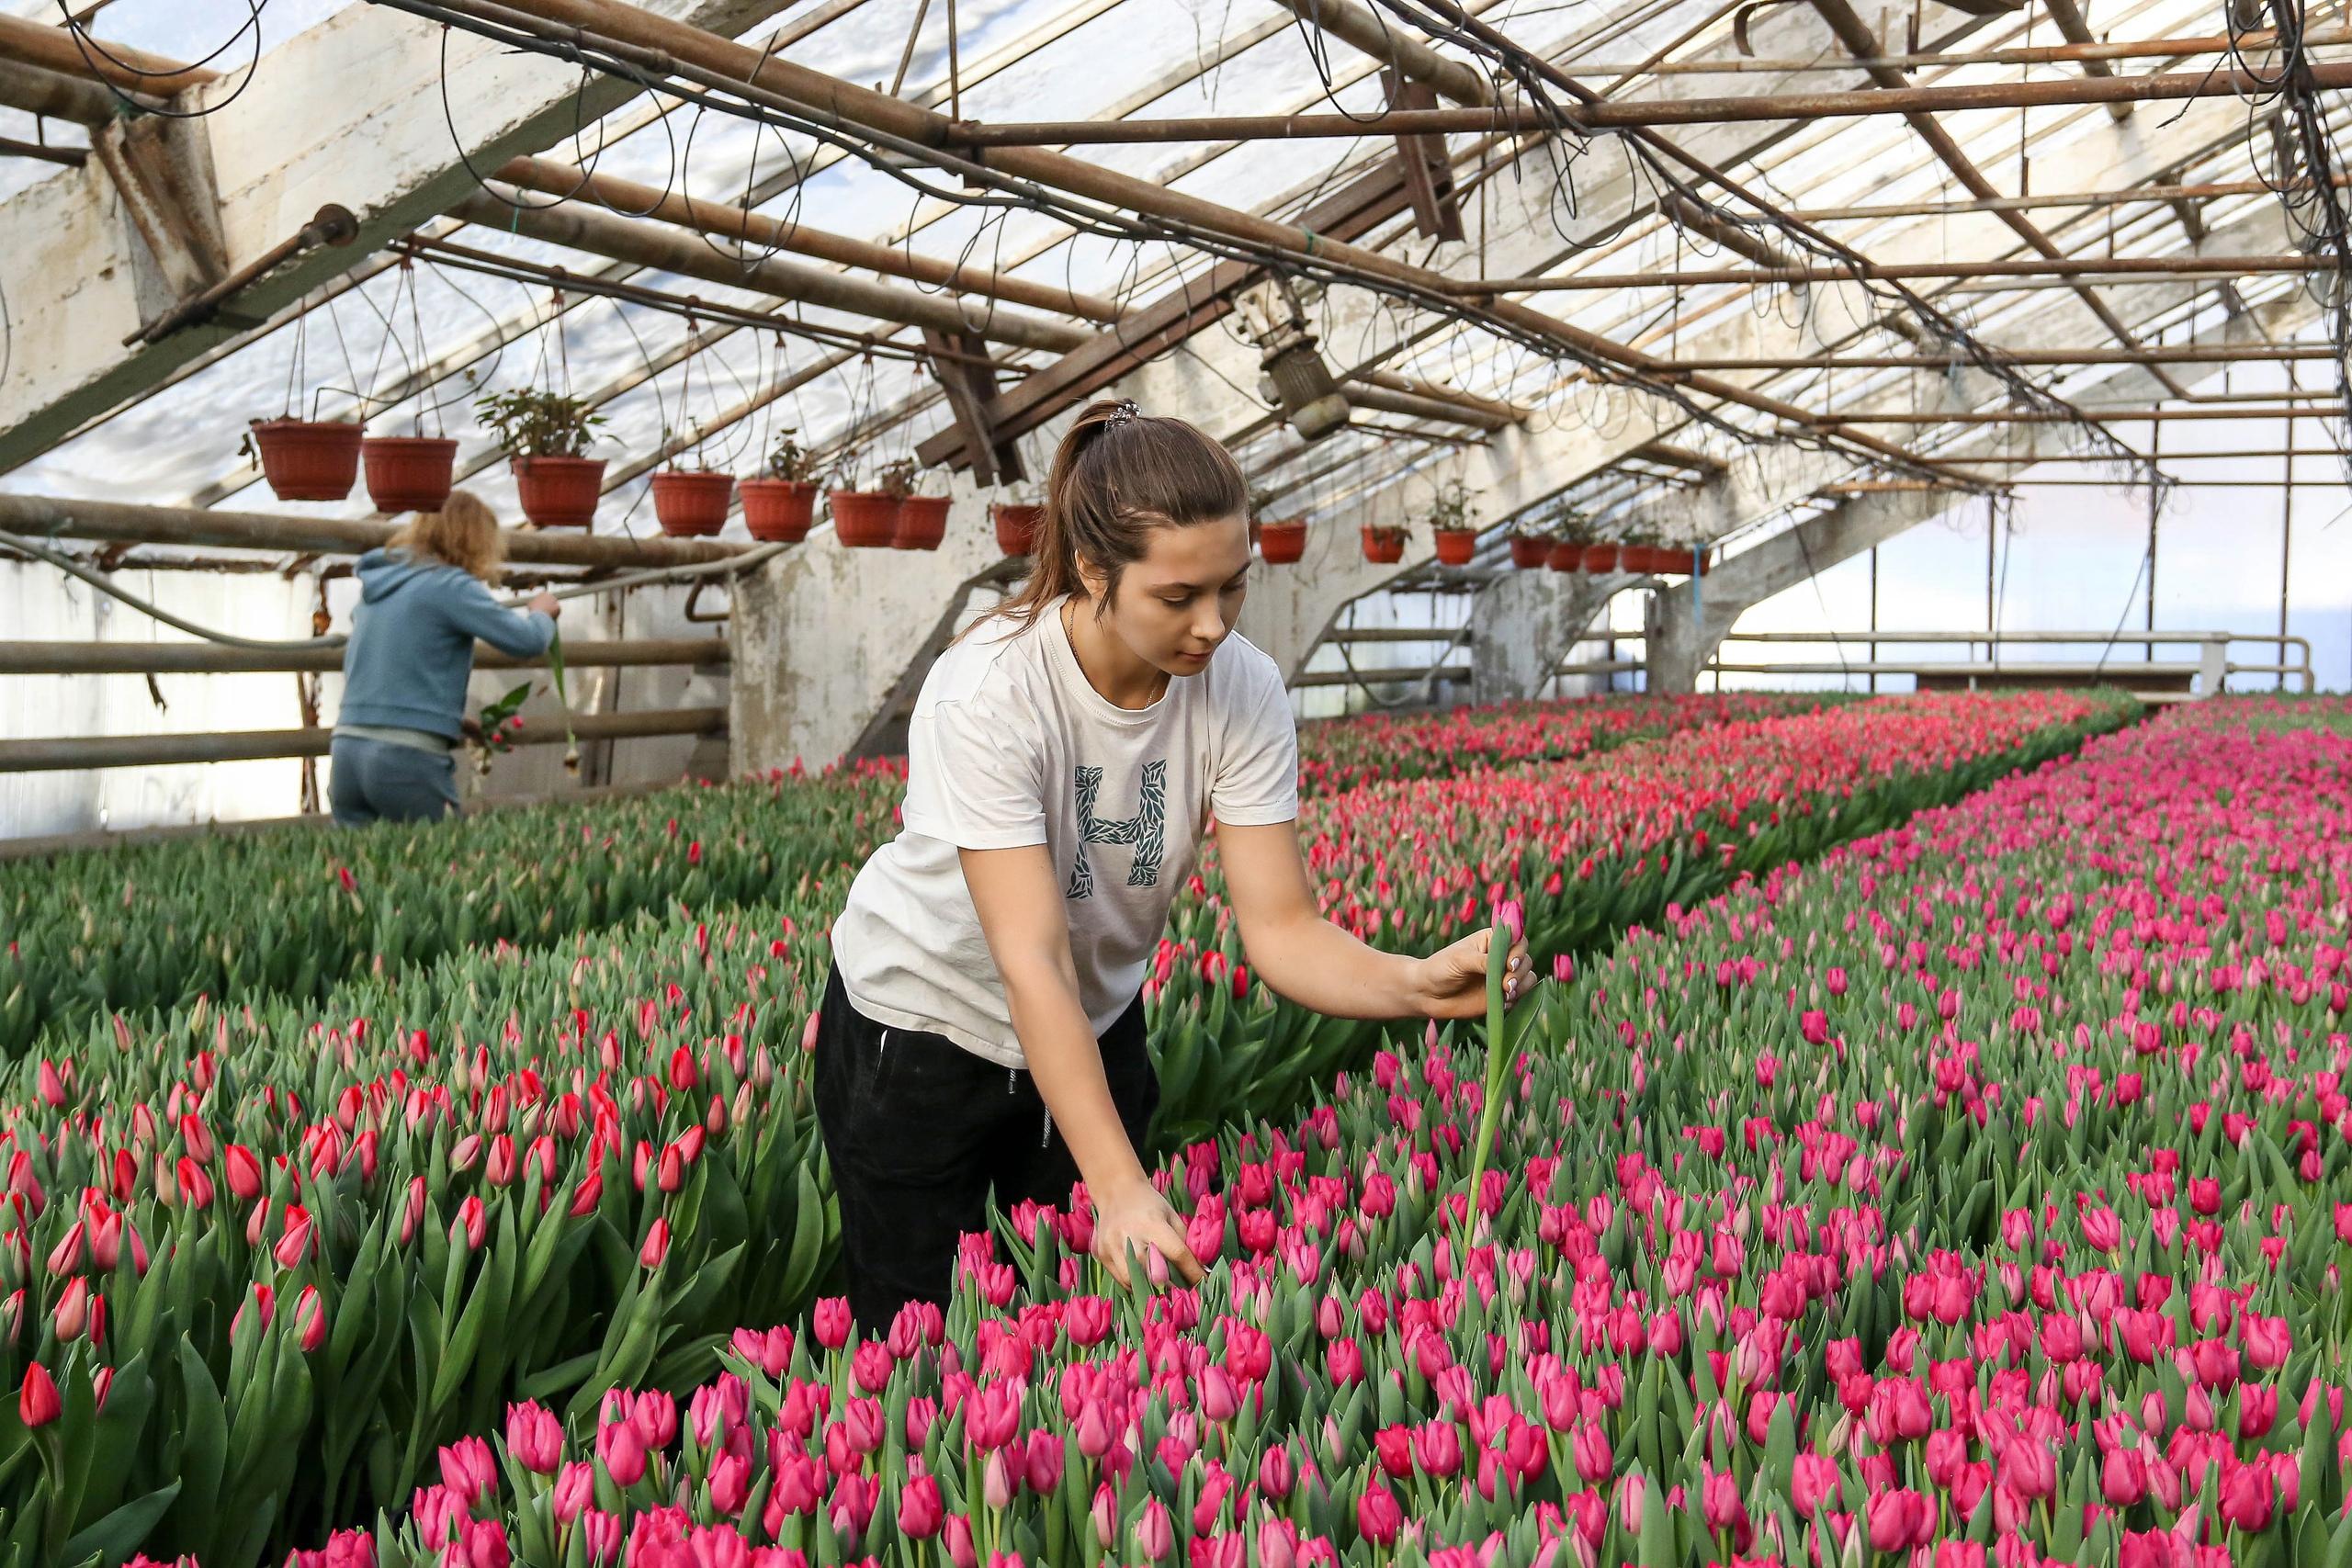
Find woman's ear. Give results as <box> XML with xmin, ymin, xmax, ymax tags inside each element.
<box><xmin>1072</xmin><ymin>553</ymin><xmax>1109</xmax><ymax>613</ymax></box>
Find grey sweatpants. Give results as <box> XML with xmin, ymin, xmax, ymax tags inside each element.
<box><xmin>328</xmin><ymin>736</ymin><xmax>460</xmax><ymax>827</ymax></box>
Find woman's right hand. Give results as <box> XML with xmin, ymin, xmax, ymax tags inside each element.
<box><xmin>1091</xmin><ymin>1173</ymin><xmax>1204</xmax><ymax>1290</ymax></box>
<box><xmin>527</xmin><ymin>592</ymin><xmax>562</xmax><ymax>619</ymax></box>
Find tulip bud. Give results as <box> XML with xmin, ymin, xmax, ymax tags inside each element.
<box><xmin>295</xmin><ymin>1285</ymin><xmax>325</xmax><ymax>1352</ymax></box>
<box><xmin>639</xmin><ymin>1218</ymin><xmax>670</xmax><ymax>1270</ymax></box>
<box><xmin>18</xmin><ymin>1363</ymin><xmax>59</xmax><ymax>1428</ymax></box>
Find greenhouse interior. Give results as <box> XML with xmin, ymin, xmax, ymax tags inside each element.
<box><xmin>1</xmin><ymin>0</ymin><xmax>2349</xmax><ymax>1562</ymax></box>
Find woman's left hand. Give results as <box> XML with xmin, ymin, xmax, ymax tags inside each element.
<box><xmin>1413</xmin><ymin>927</ymin><xmax>1531</xmax><ymax>1020</ymax></box>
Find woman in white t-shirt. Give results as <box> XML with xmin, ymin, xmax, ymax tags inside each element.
<box><xmin>815</xmin><ymin>397</ymin><xmax>1530</xmax><ymax>1332</ymax></box>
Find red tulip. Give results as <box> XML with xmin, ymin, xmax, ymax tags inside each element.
<box><xmin>294</xmin><ymin>1285</ymin><xmax>325</xmax><ymax>1352</ymax></box>
<box><xmin>638</xmin><ymin>1218</ymin><xmax>669</xmax><ymax>1270</ymax></box>
<box><xmin>18</xmin><ymin>1363</ymin><xmax>59</xmax><ymax>1427</ymax></box>
<box><xmin>224</xmin><ymin>1144</ymin><xmax>264</xmax><ymax>1201</ymax></box>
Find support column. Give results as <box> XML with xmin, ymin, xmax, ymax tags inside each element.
<box><xmin>728</xmin><ymin>498</ymin><xmax>1023</xmax><ymax>773</ymax></box>
<box><xmin>1644</xmin><ymin>485</ymin><xmax>1968</xmax><ymax>692</ymax></box>
<box><xmin>1469</xmin><ymin>569</ymin><xmax>1629</xmax><ymax>703</ymax></box>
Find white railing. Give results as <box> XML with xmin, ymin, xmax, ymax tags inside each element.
<box><xmin>1555</xmin><ymin>631</ymin><xmax>2315</xmax><ymax>696</ymax></box>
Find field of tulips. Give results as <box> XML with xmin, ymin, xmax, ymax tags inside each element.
<box><xmin>0</xmin><ymin>762</ymin><xmax>909</xmax><ymax>1060</ymax></box>
<box><xmin>0</xmin><ymin>690</ymin><xmax>2151</xmax><ymax>1568</ymax></box>
<box><xmin>238</xmin><ymin>695</ymin><xmax>2351</xmax><ymax>1568</ymax></box>
<box><xmin>1148</xmin><ymin>690</ymin><xmax>2130</xmax><ymax>1146</ymax></box>
<box><xmin>0</xmin><ymin>694</ymin><xmax>1792</xmax><ymax>1058</ymax></box>
<box><xmin>1291</xmin><ymin>694</ymin><xmax>1830</xmax><ymax>797</ymax></box>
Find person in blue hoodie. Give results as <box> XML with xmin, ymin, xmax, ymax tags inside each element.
<box><xmin>332</xmin><ymin>491</ymin><xmax>561</xmax><ymax>827</ymax></box>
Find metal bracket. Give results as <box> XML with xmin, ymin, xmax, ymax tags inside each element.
<box><xmin>1382</xmin><ymin>71</ymin><xmax>1464</xmax><ymax>243</ymax></box>
<box><xmin>921</xmin><ymin>325</ymin><xmax>1023</xmax><ymax>486</ymax></box>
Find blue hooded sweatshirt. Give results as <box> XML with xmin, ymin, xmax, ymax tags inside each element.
<box><xmin>338</xmin><ymin>547</ymin><xmax>556</xmax><ymax>740</ymax></box>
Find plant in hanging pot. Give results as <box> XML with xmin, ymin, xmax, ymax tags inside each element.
<box><xmin>1547</xmin><ymin>509</ymin><xmax>1593</xmax><ymax>572</ymax></box>
<box><xmin>1508</xmin><ymin>518</ymin><xmax>1554</xmax><ymax>570</ymax></box>
<box><xmin>740</xmin><ymin>431</ymin><xmax>823</xmax><ymax>544</ymax></box>
<box><xmin>1360</xmin><ymin>519</ymin><xmax>1409</xmax><ymax>565</ymax></box>
<box><xmin>650</xmin><ymin>427</ymin><xmax>736</xmax><ymax>538</ymax></box>
<box><xmin>1426</xmin><ymin>477</ymin><xmax>1481</xmax><ymax>566</ymax></box>
<box><xmin>1616</xmin><ymin>523</ymin><xmax>1668</xmax><ymax>576</ymax></box>
<box><xmin>361</xmin><ymin>421</ymin><xmax>459</xmax><ymax>515</ymax></box>
<box><xmin>826</xmin><ymin>449</ymin><xmax>900</xmax><ymax>548</ymax></box>
<box><xmin>992</xmin><ymin>491</ymin><xmax>1046</xmax><ymax>557</ymax></box>
<box><xmin>886</xmin><ymin>459</ymin><xmax>951</xmax><ymax>550</ymax></box>
<box><xmin>477</xmin><ymin>388</ymin><xmax>607</xmax><ymax>528</ymax></box>
<box><xmin>243</xmin><ymin>411</ymin><xmax>365</xmax><ymax>503</ymax></box>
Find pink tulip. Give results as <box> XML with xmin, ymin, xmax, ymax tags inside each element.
<box><xmin>813</xmin><ymin>1297</ymin><xmax>853</xmax><ymax>1349</ymax></box>
<box><xmin>898</xmin><ymin>1474</ymin><xmax>944</xmax><ymax>1540</ymax></box>
<box><xmin>1357</xmin><ymin>1485</ymin><xmax>1403</xmax><ymax>1546</ymax></box>
<box><xmin>594</xmin><ymin>1420</ymin><xmax>646</xmax><ymax>1488</ymax></box>
<box><xmin>1572</xmin><ymin>1420</ymin><xmax>1611</xmax><ymax>1485</ymax></box>
<box><xmin>551</xmin><ymin>1462</ymin><xmax>593</xmax><ymax>1524</ymax></box>
<box><xmin>438</xmin><ymin>1437</ymin><xmax>497</xmax><ymax>1510</ymax></box>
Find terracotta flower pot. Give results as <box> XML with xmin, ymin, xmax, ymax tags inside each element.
<box><xmin>1510</xmin><ymin>536</ymin><xmax>1551</xmax><ymax>570</ymax></box>
<box><xmin>1361</xmin><ymin>527</ymin><xmax>1408</xmax><ymax>565</ymax></box>
<box><xmin>993</xmin><ymin>502</ymin><xmax>1044</xmax><ymax>557</ymax></box>
<box><xmin>650</xmin><ymin>470</ymin><xmax>735</xmax><ymax>537</ymax></box>
<box><xmin>828</xmin><ymin>490</ymin><xmax>899</xmax><ymax>548</ymax></box>
<box><xmin>741</xmin><ymin>479</ymin><xmax>819</xmax><ymax>543</ymax></box>
<box><xmin>1546</xmin><ymin>540</ymin><xmax>1581</xmax><ymax>572</ymax></box>
<box><xmin>1433</xmin><ymin>530</ymin><xmax>1478</xmax><ymax>566</ymax></box>
<box><xmin>1580</xmin><ymin>544</ymin><xmax>1622</xmax><ymax>574</ymax></box>
<box><xmin>361</xmin><ymin>435</ymin><xmax>458</xmax><ymax>515</ymax></box>
<box><xmin>250</xmin><ymin>419</ymin><xmax>363</xmax><ymax>502</ymax></box>
<box><xmin>510</xmin><ymin>456</ymin><xmax>606</xmax><ymax>529</ymax></box>
<box><xmin>1258</xmin><ymin>519</ymin><xmax>1307</xmax><ymax>564</ymax></box>
<box><xmin>892</xmin><ymin>494</ymin><xmax>951</xmax><ymax>550</ymax></box>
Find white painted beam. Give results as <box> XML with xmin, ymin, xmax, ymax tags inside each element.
<box><xmin>0</xmin><ymin>0</ymin><xmax>794</xmax><ymax>471</ymax></box>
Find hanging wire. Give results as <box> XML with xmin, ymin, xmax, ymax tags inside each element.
<box><xmin>56</xmin><ymin>0</ymin><xmax>270</xmax><ymax>119</ymax></box>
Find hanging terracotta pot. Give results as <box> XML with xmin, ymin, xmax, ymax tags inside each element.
<box><xmin>1258</xmin><ymin>518</ymin><xmax>1307</xmax><ymax>564</ymax></box>
<box><xmin>510</xmin><ymin>457</ymin><xmax>606</xmax><ymax>529</ymax></box>
<box><xmin>993</xmin><ymin>502</ymin><xmax>1044</xmax><ymax>557</ymax></box>
<box><xmin>1432</xmin><ymin>530</ymin><xmax>1478</xmax><ymax>567</ymax></box>
<box><xmin>741</xmin><ymin>479</ymin><xmax>819</xmax><ymax>543</ymax></box>
<box><xmin>892</xmin><ymin>494</ymin><xmax>951</xmax><ymax>551</ymax></box>
<box><xmin>1547</xmin><ymin>539</ymin><xmax>1580</xmax><ymax>572</ymax></box>
<box><xmin>250</xmin><ymin>419</ymin><xmax>363</xmax><ymax>502</ymax></box>
<box><xmin>1580</xmin><ymin>544</ymin><xmax>1621</xmax><ymax>574</ymax></box>
<box><xmin>1623</xmin><ymin>545</ymin><xmax>1671</xmax><ymax>575</ymax></box>
<box><xmin>651</xmin><ymin>470</ymin><xmax>735</xmax><ymax>537</ymax></box>
<box><xmin>362</xmin><ymin>435</ymin><xmax>459</xmax><ymax>515</ymax></box>
<box><xmin>828</xmin><ymin>490</ymin><xmax>899</xmax><ymax>548</ymax></box>
<box><xmin>1361</xmin><ymin>527</ymin><xmax>1407</xmax><ymax>565</ymax></box>
<box><xmin>1510</xmin><ymin>536</ymin><xmax>1551</xmax><ymax>570</ymax></box>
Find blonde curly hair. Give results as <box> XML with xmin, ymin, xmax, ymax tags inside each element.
<box><xmin>388</xmin><ymin>490</ymin><xmax>505</xmax><ymax>583</ymax></box>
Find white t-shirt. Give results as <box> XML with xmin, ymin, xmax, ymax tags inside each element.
<box><xmin>831</xmin><ymin>592</ymin><xmax>1300</xmax><ymax>1069</ymax></box>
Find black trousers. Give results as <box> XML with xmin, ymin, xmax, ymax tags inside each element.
<box><xmin>811</xmin><ymin>956</ymin><xmax>1160</xmax><ymax>1332</ymax></box>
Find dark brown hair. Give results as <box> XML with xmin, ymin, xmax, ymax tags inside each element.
<box><xmin>967</xmin><ymin>399</ymin><xmax>1248</xmax><ymax>643</ymax></box>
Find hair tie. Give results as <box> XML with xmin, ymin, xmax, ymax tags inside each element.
<box><xmin>1106</xmin><ymin>399</ymin><xmax>1141</xmax><ymax>429</ymax></box>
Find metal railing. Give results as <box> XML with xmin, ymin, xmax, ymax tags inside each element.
<box><xmin>1709</xmin><ymin>630</ymin><xmax>2314</xmax><ymax>695</ymax></box>
<box><xmin>1550</xmin><ymin>629</ymin><xmax>2315</xmax><ymax>695</ymax></box>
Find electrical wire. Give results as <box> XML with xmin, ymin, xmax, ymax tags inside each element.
<box><xmin>55</xmin><ymin>0</ymin><xmax>269</xmax><ymax>119</ymax></box>
<box><xmin>367</xmin><ymin>0</ymin><xmax>1959</xmax><ymax>488</ymax></box>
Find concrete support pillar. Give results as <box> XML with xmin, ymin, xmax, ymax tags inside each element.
<box><xmin>1469</xmin><ymin>568</ymin><xmax>1630</xmax><ymax>703</ymax></box>
<box><xmin>728</xmin><ymin>504</ymin><xmax>1022</xmax><ymax>773</ymax></box>
<box><xmin>1233</xmin><ymin>523</ymin><xmax>1429</xmax><ymax>685</ymax></box>
<box><xmin>1643</xmin><ymin>487</ymin><xmax>1958</xmax><ymax>693</ymax></box>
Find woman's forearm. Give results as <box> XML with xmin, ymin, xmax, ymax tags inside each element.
<box><xmin>1002</xmin><ymin>963</ymin><xmax>1151</xmax><ymax>1200</ymax></box>
<box><xmin>1241</xmin><ymin>914</ymin><xmax>1427</xmax><ymax>1020</ymax></box>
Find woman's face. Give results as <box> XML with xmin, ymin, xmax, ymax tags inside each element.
<box><xmin>1093</xmin><ymin>514</ymin><xmax>1253</xmax><ymax>675</ymax></box>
